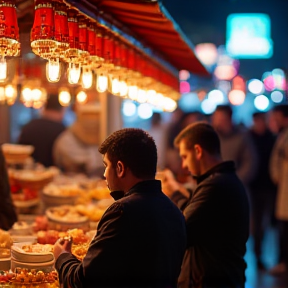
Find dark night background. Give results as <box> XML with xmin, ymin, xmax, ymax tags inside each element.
<box><xmin>162</xmin><ymin>0</ymin><xmax>288</xmax><ymax>81</ymax></box>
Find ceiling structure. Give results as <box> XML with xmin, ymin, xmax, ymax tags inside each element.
<box><xmin>15</xmin><ymin>0</ymin><xmax>210</xmax><ymax>78</ymax></box>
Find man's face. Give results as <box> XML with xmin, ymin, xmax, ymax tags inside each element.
<box><xmin>178</xmin><ymin>140</ymin><xmax>200</xmax><ymax>177</ymax></box>
<box><xmin>103</xmin><ymin>154</ymin><xmax>119</xmax><ymax>192</ymax></box>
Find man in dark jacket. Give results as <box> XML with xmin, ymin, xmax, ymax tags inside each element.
<box><xmin>163</xmin><ymin>122</ymin><xmax>250</xmax><ymax>288</ymax></box>
<box><xmin>18</xmin><ymin>94</ymin><xmax>65</xmax><ymax>167</ymax></box>
<box><xmin>53</xmin><ymin>128</ymin><xmax>187</xmax><ymax>288</ymax></box>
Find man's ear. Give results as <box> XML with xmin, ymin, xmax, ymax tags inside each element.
<box><xmin>194</xmin><ymin>144</ymin><xmax>203</xmax><ymax>160</ymax></box>
<box><xmin>116</xmin><ymin>161</ymin><xmax>125</xmax><ymax>177</ymax></box>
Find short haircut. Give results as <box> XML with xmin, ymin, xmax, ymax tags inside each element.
<box><xmin>45</xmin><ymin>94</ymin><xmax>63</xmax><ymax>111</ymax></box>
<box><xmin>272</xmin><ymin>104</ymin><xmax>288</xmax><ymax>117</ymax></box>
<box><xmin>174</xmin><ymin>122</ymin><xmax>221</xmax><ymax>156</ymax></box>
<box><xmin>98</xmin><ymin>128</ymin><xmax>157</xmax><ymax>179</ymax></box>
<box><xmin>214</xmin><ymin>104</ymin><xmax>233</xmax><ymax>118</ymax></box>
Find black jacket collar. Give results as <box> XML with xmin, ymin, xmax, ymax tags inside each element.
<box><xmin>110</xmin><ymin>180</ymin><xmax>161</xmax><ymax>200</ymax></box>
<box><xmin>193</xmin><ymin>161</ymin><xmax>236</xmax><ymax>184</ymax></box>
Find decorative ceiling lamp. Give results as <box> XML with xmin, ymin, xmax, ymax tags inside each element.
<box><xmin>126</xmin><ymin>47</ymin><xmax>139</xmax><ymax>100</ymax></box>
<box><xmin>0</xmin><ymin>0</ymin><xmax>20</xmax><ymax>82</ymax></box>
<box><xmin>64</xmin><ymin>9</ymin><xmax>89</xmax><ymax>84</ymax></box>
<box><xmin>46</xmin><ymin>0</ymin><xmax>69</xmax><ymax>82</ymax></box>
<box><xmin>96</xmin><ymin>27</ymin><xmax>114</xmax><ymax>93</ymax></box>
<box><xmin>81</xmin><ymin>20</ymin><xmax>99</xmax><ymax>89</ymax></box>
<box><xmin>31</xmin><ymin>0</ymin><xmax>57</xmax><ymax>61</ymax></box>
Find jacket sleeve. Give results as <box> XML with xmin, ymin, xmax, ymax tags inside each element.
<box><xmin>183</xmin><ymin>183</ymin><xmax>217</xmax><ymax>247</ymax></box>
<box><xmin>55</xmin><ymin>202</ymin><xmax>124</xmax><ymax>288</ymax></box>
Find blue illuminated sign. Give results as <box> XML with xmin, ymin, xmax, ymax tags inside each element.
<box><xmin>226</xmin><ymin>13</ymin><xmax>273</xmax><ymax>59</ymax></box>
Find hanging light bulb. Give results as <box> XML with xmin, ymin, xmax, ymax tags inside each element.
<box><xmin>5</xmin><ymin>85</ymin><xmax>17</xmax><ymax>105</ymax></box>
<box><xmin>21</xmin><ymin>87</ymin><xmax>33</xmax><ymax>107</ymax></box>
<box><xmin>119</xmin><ymin>80</ymin><xmax>128</xmax><ymax>97</ymax></box>
<box><xmin>76</xmin><ymin>90</ymin><xmax>88</xmax><ymax>104</ymax></box>
<box><xmin>0</xmin><ymin>56</ymin><xmax>7</xmax><ymax>82</ymax></box>
<box><xmin>146</xmin><ymin>89</ymin><xmax>157</xmax><ymax>104</ymax></box>
<box><xmin>128</xmin><ymin>85</ymin><xmax>138</xmax><ymax>100</ymax></box>
<box><xmin>96</xmin><ymin>73</ymin><xmax>108</xmax><ymax>93</ymax></box>
<box><xmin>162</xmin><ymin>97</ymin><xmax>177</xmax><ymax>112</ymax></box>
<box><xmin>68</xmin><ymin>63</ymin><xmax>81</xmax><ymax>84</ymax></box>
<box><xmin>46</xmin><ymin>58</ymin><xmax>61</xmax><ymax>82</ymax></box>
<box><xmin>59</xmin><ymin>88</ymin><xmax>71</xmax><ymax>106</ymax></box>
<box><xmin>82</xmin><ymin>68</ymin><xmax>93</xmax><ymax>89</ymax></box>
<box><xmin>111</xmin><ymin>76</ymin><xmax>120</xmax><ymax>95</ymax></box>
<box><xmin>137</xmin><ymin>89</ymin><xmax>148</xmax><ymax>103</ymax></box>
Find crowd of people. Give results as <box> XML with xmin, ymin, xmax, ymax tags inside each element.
<box><xmin>1</xmin><ymin>98</ymin><xmax>287</xmax><ymax>287</ymax></box>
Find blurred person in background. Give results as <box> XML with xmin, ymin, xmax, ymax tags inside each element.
<box><xmin>0</xmin><ymin>148</ymin><xmax>17</xmax><ymax>230</ymax></box>
<box><xmin>269</xmin><ymin>104</ymin><xmax>288</xmax><ymax>275</ymax></box>
<box><xmin>211</xmin><ymin>104</ymin><xmax>257</xmax><ymax>187</ymax></box>
<box><xmin>18</xmin><ymin>94</ymin><xmax>66</xmax><ymax>167</ymax></box>
<box><xmin>53</xmin><ymin>128</ymin><xmax>186</xmax><ymax>288</ymax></box>
<box><xmin>149</xmin><ymin>112</ymin><xmax>168</xmax><ymax>170</ymax></box>
<box><xmin>248</xmin><ymin>111</ymin><xmax>277</xmax><ymax>270</ymax></box>
<box><xmin>53</xmin><ymin>103</ymin><xmax>104</xmax><ymax>177</ymax></box>
<box><xmin>162</xmin><ymin>122</ymin><xmax>249</xmax><ymax>288</ymax></box>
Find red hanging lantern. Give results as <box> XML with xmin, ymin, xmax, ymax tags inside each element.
<box><xmin>31</xmin><ymin>0</ymin><xmax>56</xmax><ymax>58</ymax></box>
<box><xmin>119</xmin><ymin>42</ymin><xmax>128</xmax><ymax>69</ymax></box>
<box><xmin>95</xmin><ymin>25</ymin><xmax>103</xmax><ymax>60</ymax></box>
<box><xmin>0</xmin><ymin>0</ymin><xmax>20</xmax><ymax>57</ymax></box>
<box><xmin>64</xmin><ymin>8</ymin><xmax>88</xmax><ymax>63</ymax></box>
<box><xmin>83</xmin><ymin>21</ymin><xmax>102</xmax><ymax>70</ymax></box>
<box><xmin>102</xmin><ymin>29</ymin><xmax>114</xmax><ymax>70</ymax></box>
<box><xmin>53</xmin><ymin>0</ymin><xmax>69</xmax><ymax>57</ymax></box>
<box><xmin>78</xmin><ymin>15</ymin><xmax>88</xmax><ymax>53</ymax></box>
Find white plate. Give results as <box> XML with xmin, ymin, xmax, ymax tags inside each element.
<box><xmin>11</xmin><ymin>244</ymin><xmax>54</xmax><ymax>263</ymax></box>
<box><xmin>13</xmin><ymin>198</ymin><xmax>40</xmax><ymax>208</ymax></box>
<box><xmin>46</xmin><ymin>206</ymin><xmax>89</xmax><ymax>224</ymax></box>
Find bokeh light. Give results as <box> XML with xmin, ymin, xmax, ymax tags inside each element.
<box><xmin>254</xmin><ymin>95</ymin><xmax>269</xmax><ymax>111</ymax></box>
<box><xmin>123</xmin><ymin>100</ymin><xmax>137</xmax><ymax>117</ymax></box>
<box><xmin>201</xmin><ymin>99</ymin><xmax>217</xmax><ymax>114</ymax></box>
<box><xmin>271</xmin><ymin>91</ymin><xmax>284</xmax><ymax>103</ymax></box>
<box><xmin>195</xmin><ymin>43</ymin><xmax>218</xmax><ymax>66</ymax></box>
<box><xmin>208</xmin><ymin>89</ymin><xmax>225</xmax><ymax>104</ymax></box>
<box><xmin>179</xmin><ymin>70</ymin><xmax>190</xmax><ymax>81</ymax></box>
<box><xmin>138</xmin><ymin>103</ymin><xmax>153</xmax><ymax>119</ymax></box>
<box><xmin>228</xmin><ymin>90</ymin><xmax>245</xmax><ymax>105</ymax></box>
<box><xmin>180</xmin><ymin>81</ymin><xmax>190</xmax><ymax>94</ymax></box>
<box><xmin>247</xmin><ymin>79</ymin><xmax>264</xmax><ymax>94</ymax></box>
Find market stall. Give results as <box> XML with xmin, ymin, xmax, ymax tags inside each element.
<box><xmin>0</xmin><ymin>0</ymin><xmax>209</xmax><ymax>287</ymax></box>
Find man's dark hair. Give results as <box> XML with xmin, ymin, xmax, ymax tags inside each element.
<box><xmin>45</xmin><ymin>94</ymin><xmax>63</xmax><ymax>111</ymax></box>
<box><xmin>174</xmin><ymin>122</ymin><xmax>221</xmax><ymax>156</ymax></box>
<box><xmin>272</xmin><ymin>104</ymin><xmax>288</xmax><ymax>117</ymax></box>
<box><xmin>215</xmin><ymin>104</ymin><xmax>233</xmax><ymax>118</ymax></box>
<box><xmin>99</xmin><ymin>128</ymin><xmax>157</xmax><ymax>179</ymax></box>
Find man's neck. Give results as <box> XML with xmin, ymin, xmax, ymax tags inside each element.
<box><xmin>200</xmin><ymin>155</ymin><xmax>222</xmax><ymax>176</ymax></box>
